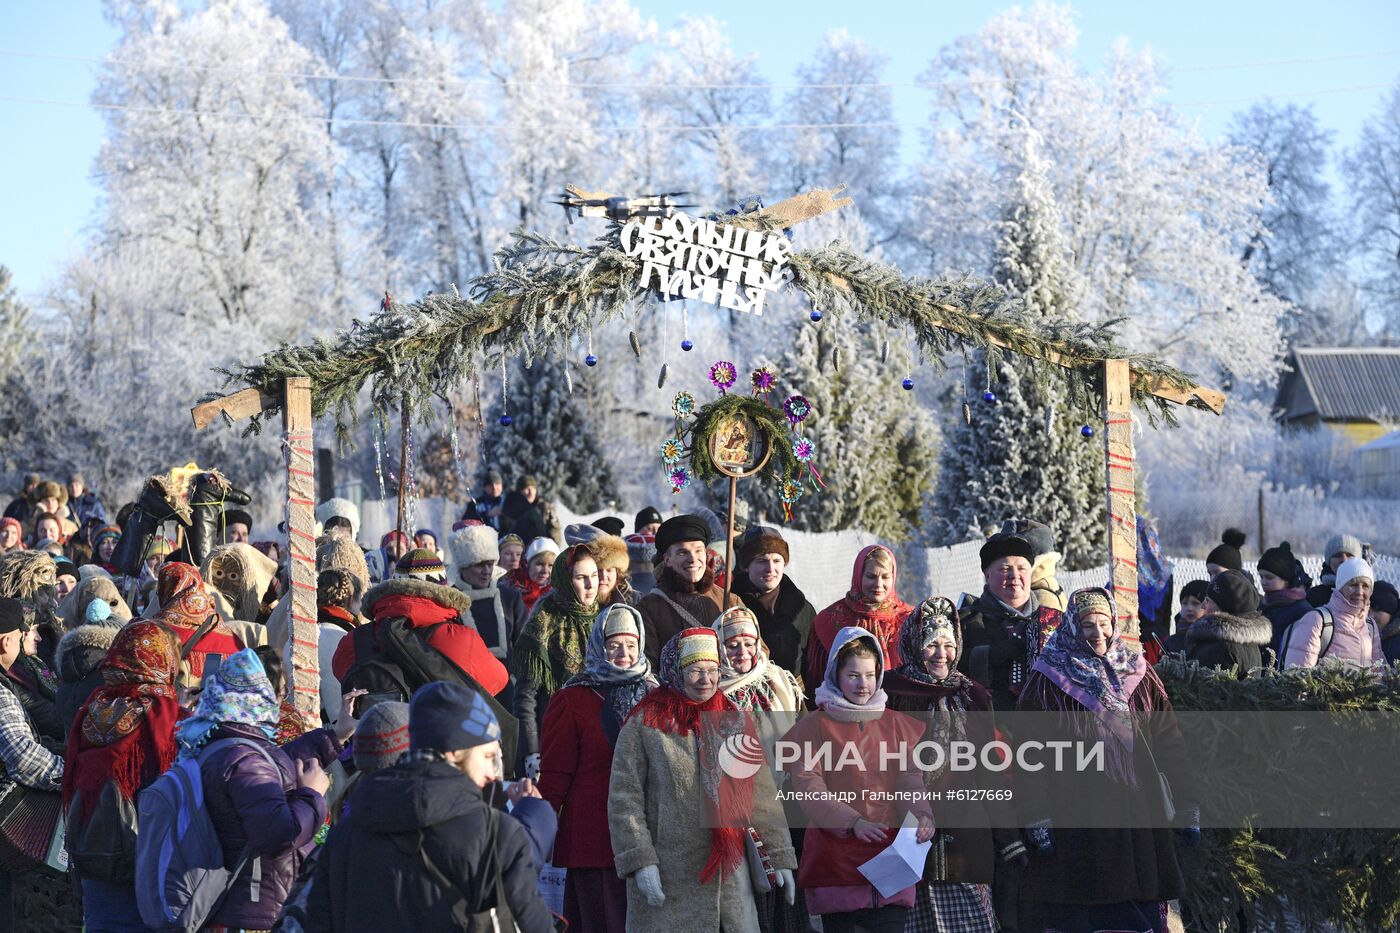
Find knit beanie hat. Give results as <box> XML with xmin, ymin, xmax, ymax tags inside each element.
<box><xmin>318</xmin><ymin>568</ymin><xmax>356</xmax><ymax>608</ymax></box>
<box><xmin>499</xmin><ymin>534</ymin><xmax>523</xmax><ymax>551</ymax></box>
<box><xmin>395</xmin><ymin>548</ymin><xmax>448</xmax><ymax>583</ymax></box>
<box><xmin>716</xmin><ymin>606</ymin><xmax>760</xmax><ymax>642</ymax></box>
<box><xmin>1207</xmin><ymin>569</ymin><xmax>1259</xmax><ymax>616</ymax></box>
<box><xmin>1335</xmin><ymin>557</ymin><xmax>1373</xmax><ymax>592</ymax></box>
<box><xmin>1372</xmin><ymin>581</ymin><xmax>1399</xmax><ymax>618</ymax></box>
<box><xmin>654</xmin><ymin>514</ymin><xmax>711</xmax><ymax>557</ymax></box>
<box><xmin>54</xmin><ymin>558</ymin><xmax>78</xmax><ymax>581</ymax></box>
<box><xmin>634</xmin><ymin>506</ymin><xmax>663</xmax><ymax>531</ymax></box>
<box><xmin>1205</xmin><ymin>529</ymin><xmax>1246</xmax><ymax>571</ymax></box>
<box><xmin>1179</xmin><ymin>579</ymin><xmax>1210</xmax><ymax>604</ymax></box>
<box><xmin>1257</xmin><ymin>541</ymin><xmax>1298</xmax><ymax>583</ymax></box>
<box><xmin>353</xmin><ymin>701</ymin><xmax>410</xmax><ymax>771</ymax></box>
<box><xmin>409</xmin><ymin>682</ymin><xmax>500</xmax><ymax>752</ymax></box>
<box><xmin>1324</xmin><ymin>533</ymin><xmax>1363</xmax><ymax>562</ymax></box>
<box><xmin>624</xmin><ymin>533</ymin><xmax>655</xmax><ymax>565</ymax></box>
<box><xmin>0</xmin><ymin>598</ymin><xmax>24</xmax><ymax>635</ymax></box>
<box><xmin>738</xmin><ymin>527</ymin><xmax>789</xmax><ymax>568</ymax></box>
<box><xmin>449</xmin><ymin>524</ymin><xmax>499</xmax><ymax>568</ymax></box>
<box><xmin>314</xmin><ymin>498</ymin><xmax>361</xmax><ymax>540</ymax></box>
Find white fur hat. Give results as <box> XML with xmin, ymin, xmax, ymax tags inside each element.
<box><xmin>315</xmin><ymin>498</ymin><xmax>361</xmax><ymax>541</ymax></box>
<box><xmin>450</xmin><ymin>524</ymin><xmax>499</xmax><ymax>568</ymax></box>
<box><xmin>525</xmin><ymin>536</ymin><xmax>561</xmax><ymax>564</ymax></box>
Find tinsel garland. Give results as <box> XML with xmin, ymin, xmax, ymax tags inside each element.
<box><xmin>1158</xmin><ymin>657</ymin><xmax>1400</xmax><ymax>931</ymax></box>
<box><xmin>208</xmin><ymin>224</ymin><xmax>1206</xmax><ymax>440</ymax></box>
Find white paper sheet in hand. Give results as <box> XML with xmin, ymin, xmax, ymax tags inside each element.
<box><xmin>856</xmin><ymin>812</ymin><xmax>931</xmax><ymax>899</ymax></box>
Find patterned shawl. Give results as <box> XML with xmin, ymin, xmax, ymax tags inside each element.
<box><xmin>816</xmin><ymin>545</ymin><xmax>914</xmax><ymax>669</ymax></box>
<box><xmin>508</xmin><ymin>565</ymin><xmax>551</xmax><ymax>613</ymax></box>
<box><xmin>713</xmin><ymin>606</ymin><xmax>801</xmax><ymax>712</ymax></box>
<box><xmin>562</xmin><ymin>603</ymin><xmax>657</xmax><ymax>743</ymax></box>
<box><xmin>891</xmin><ymin>599</ymin><xmax>976</xmax><ymax>779</ymax></box>
<box><xmin>628</xmin><ymin>628</ymin><xmax>753</xmax><ymax>885</ymax></box>
<box><xmin>175</xmin><ymin>648</ymin><xmax>279</xmax><ymax>760</ymax></box>
<box><xmin>63</xmin><ymin>621</ymin><xmax>182</xmax><ymax>821</ymax></box>
<box><xmin>148</xmin><ymin>561</ymin><xmax>237</xmax><ymax>681</ymax></box>
<box><xmin>511</xmin><ymin>545</ymin><xmax>601</xmax><ymax>697</ymax></box>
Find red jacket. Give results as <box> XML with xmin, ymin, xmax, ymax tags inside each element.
<box><xmin>537</xmin><ymin>685</ymin><xmax>617</xmax><ymax>868</ymax></box>
<box><xmin>330</xmin><ymin>583</ymin><xmax>508</xmax><ymax>698</ymax></box>
<box><xmin>786</xmin><ymin>707</ymin><xmax>932</xmax><ymax>906</ymax></box>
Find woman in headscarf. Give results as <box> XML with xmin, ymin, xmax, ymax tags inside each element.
<box><xmin>803</xmin><ymin>546</ymin><xmax>912</xmax><ymax>699</ymax></box>
<box><xmin>1015</xmin><ymin>587</ymin><xmax>1197</xmax><ymax>933</ymax></box>
<box><xmin>63</xmin><ymin>621</ymin><xmax>184</xmax><ymax>932</ymax></box>
<box><xmin>713</xmin><ymin>605</ymin><xmax>808</xmax><ymax>933</ymax></box>
<box><xmin>609</xmin><ymin>627</ymin><xmax>796</xmax><ymax>932</ymax></box>
<box><xmin>884</xmin><ymin>597</ymin><xmax>1020</xmax><ymax>933</ymax></box>
<box><xmin>539</xmin><ymin>603</ymin><xmax>657</xmax><ymax>932</ymax></box>
<box><xmin>183</xmin><ymin>648</ymin><xmax>353</xmax><ymax>931</ymax></box>
<box><xmin>511</xmin><ymin>543</ymin><xmax>600</xmax><ymax>778</ymax></box>
<box><xmin>146</xmin><ymin>561</ymin><xmax>243</xmax><ymax>687</ymax></box>
<box><xmin>786</xmin><ymin>626</ymin><xmax>935</xmax><ymax>933</ymax></box>
<box><xmin>503</xmin><ymin>536</ymin><xmax>559</xmax><ymax>614</ymax></box>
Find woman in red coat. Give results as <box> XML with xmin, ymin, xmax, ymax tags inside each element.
<box><xmin>804</xmin><ymin>546</ymin><xmax>913</xmax><ymax>697</ymax></box>
<box><xmin>787</xmin><ymin>625</ymin><xmax>935</xmax><ymax>933</ymax></box>
<box><xmin>538</xmin><ymin>603</ymin><xmax>656</xmax><ymax>932</ymax></box>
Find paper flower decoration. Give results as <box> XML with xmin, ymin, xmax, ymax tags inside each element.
<box><xmin>668</xmin><ymin>468</ymin><xmax>692</xmax><ymax>492</ymax></box>
<box><xmin>672</xmin><ymin>391</ymin><xmax>696</xmax><ymax>417</ymax></box>
<box><xmin>783</xmin><ymin>394</ymin><xmax>811</xmax><ymax>425</ymax></box>
<box><xmin>751</xmin><ymin>367</ymin><xmax>776</xmax><ymax>395</ymax></box>
<box><xmin>780</xmin><ymin>479</ymin><xmax>803</xmax><ymax>503</ymax></box>
<box><xmin>792</xmin><ymin>437</ymin><xmax>815</xmax><ymax>463</ymax></box>
<box><xmin>660</xmin><ymin>437</ymin><xmax>684</xmax><ymax>464</ymax></box>
<box><xmin>708</xmin><ymin>360</ymin><xmax>737</xmax><ymax>393</ymax></box>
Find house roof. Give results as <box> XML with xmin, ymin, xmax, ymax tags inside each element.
<box><xmin>1358</xmin><ymin>429</ymin><xmax>1400</xmax><ymax>452</ymax></box>
<box><xmin>1276</xmin><ymin>348</ymin><xmax>1400</xmax><ymax>423</ymax></box>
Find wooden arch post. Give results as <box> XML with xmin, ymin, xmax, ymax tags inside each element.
<box><xmin>1102</xmin><ymin>360</ymin><xmax>1139</xmax><ymax>642</ymax></box>
<box><xmin>191</xmin><ymin>377</ymin><xmax>321</xmax><ymax>724</ymax></box>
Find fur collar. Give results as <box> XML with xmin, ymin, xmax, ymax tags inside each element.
<box><xmin>54</xmin><ymin>623</ymin><xmax>120</xmax><ymax>677</ymax></box>
<box><xmin>363</xmin><ymin>576</ymin><xmax>475</xmax><ymax>617</ymax></box>
<box><xmin>1186</xmin><ymin>611</ymin><xmax>1272</xmax><ymax>648</ymax></box>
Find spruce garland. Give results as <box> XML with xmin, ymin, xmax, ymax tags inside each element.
<box><xmin>208</xmin><ymin>223</ymin><xmax>1207</xmax><ymax>439</ymax></box>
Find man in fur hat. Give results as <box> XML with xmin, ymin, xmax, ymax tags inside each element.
<box><xmin>636</xmin><ymin>514</ymin><xmax>741</xmax><ymax>669</ymax></box>
<box><xmin>449</xmin><ymin>524</ymin><xmax>527</xmax><ymax>666</ymax></box>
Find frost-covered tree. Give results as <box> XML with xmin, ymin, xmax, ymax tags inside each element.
<box><xmin>0</xmin><ymin>266</ymin><xmax>29</xmax><ymax>372</ymax></box>
<box><xmin>1344</xmin><ymin>81</ymin><xmax>1400</xmax><ymax>333</ymax></box>
<box><xmin>910</xmin><ymin>3</ymin><xmax>1285</xmax><ymax>387</ymax></box>
<box><xmin>482</xmin><ymin>355</ymin><xmax>618</xmax><ymax>512</ymax></box>
<box><xmin>928</xmin><ymin>127</ymin><xmax>1105</xmax><ymax>567</ymax></box>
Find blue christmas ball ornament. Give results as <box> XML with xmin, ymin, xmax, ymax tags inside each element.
<box><xmin>901</xmin><ymin>378</ymin><xmax>914</xmax><ymax>391</ymax></box>
<box><xmin>498</xmin><ymin>414</ymin><xmax>513</xmax><ymax>427</ymax></box>
<box><xmin>982</xmin><ymin>390</ymin><xmax>997</xmax><ymax>403</ymax></box>
<box><xmin>1080</xmin><ymin>424</ymin><xmax>1095</xmax><ymax>438</ymax></box>
<box><xmin>585</xmin><ymin>353</ymin><xmax>598</xmax><ymax>367</ymax></box>
<box><xmin>810</xmin><ymin>309</ymin><xmax>823</xmax><ymax>322</ymax></box>
<box><xmin>681</xmin><ymin>339</ymin><xmax>694</xmax><ymax>352</ymax></box>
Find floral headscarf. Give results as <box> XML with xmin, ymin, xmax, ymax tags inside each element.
<box><xmin>1030</xmin><ymin>587</ymin><xmax>1146</xmax><ymax>713</ymax></box>
<box><xmin>895</xmin><ymin>597</ymin><xmax>966</xmax><ymax>687</ymax></box>
<box><xmin>511</xmin><ymin>545</ymin><xmax>601</xmax><ymax>696</ymax></box>
<box><xmin>563</xmin><ymin>603</ymin><xmax>656</xmax><ymax>743</ymax></box>
<box><xmin>64</xmin><ymin>621</ymin><xmax>182</xmax><ymax>820</ymax></box>
<box><xmin>151</xmin><ymin>561</ymin><xmax>217</xmax><ymax>629</ymax></box>
<box><xmin>175</xmin><ymin>648</ymin><xmax>279</xmax><ymax>760</ymax></box>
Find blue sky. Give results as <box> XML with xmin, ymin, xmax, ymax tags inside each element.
<box><xmin>2</xmin><ymin>0</ymin><xmax>1397</xmax><ymax>300</ymax></box>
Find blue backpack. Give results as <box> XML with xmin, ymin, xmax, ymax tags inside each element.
<box><xmin>134</xmin><ymin>737</ymin><xmax>278</xmax><ymax>933</ymax></box>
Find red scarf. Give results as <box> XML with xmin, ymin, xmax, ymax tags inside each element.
<box><xmin>63</xmin><ymin>621</ymin><xmax>183</xmax><ymax>822</ymax></box>
<box><xmin>629</xmin><ymin>684</ymin><xmax>754</xmax><ymax>884</ymax></box>
<box><xmin>510</xmin><ymin>567</ymin><xmax>551</xmax><ymax>612</ymax></box>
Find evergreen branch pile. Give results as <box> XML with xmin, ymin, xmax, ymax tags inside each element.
<box><xmin>1158</xmin><ymin>657</ymin><xmax>1400</xmax><ymax>931</ymax></box>
<box><xmin>210</xmin><ymin>225</ymin><xmax>1209</xmax><ymax>437</ymax></box>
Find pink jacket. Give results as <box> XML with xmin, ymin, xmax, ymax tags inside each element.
<box><xmin>1282</xmin><ymin>593</ymin><xmax>1383</xmax><ymax>669</ymax></box>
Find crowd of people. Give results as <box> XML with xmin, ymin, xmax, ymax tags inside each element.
<box><xmin>0</xmin><ymin>466</ymin><xmax>1393</xmax><ymax>932</ymax></box>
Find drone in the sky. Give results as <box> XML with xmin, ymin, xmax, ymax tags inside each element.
<box><xmin>556</xmin><ymin>186</ymin><xmax>694</xmax><ymax>224</ymax></box>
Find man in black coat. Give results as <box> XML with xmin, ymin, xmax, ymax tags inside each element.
<box><xmin>307</xmin><ymin>682</ymin><xmax>556</xmax><ymax>932</ymax></box>
<box><xmin>730</xmin><ymin>527</ymin><xmax>815</xmax><ymax>679</ymax></box>
<box><xmin>959</xmin><ymin>533</ymin><xmax>1056</xmax><ymax>711</ymax></box>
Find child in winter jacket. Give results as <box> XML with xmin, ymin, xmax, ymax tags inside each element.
<box><xmin>787</xmin><ymin>626</ymin><xmax>935</xmax><ymax>933</ymax></box>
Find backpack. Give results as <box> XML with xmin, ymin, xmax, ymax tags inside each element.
<box><xmin>66</xmin><ymin>780</ymin><xmax>139</xmax><ymax>884</ymax></box>
<box><xmin>340</xmin><ymin>618</ymin><xmax>519</xmax><ymax>775</ymax></box>
<box><xmin>391</xmin><ymin>805</ymin><xmax>516</xmax><ymax>932</ymax></box>
<box><xmin>1282</xmin><ymin>606</ymin><xmax>1381</xmax><ymax>663</ymax></box>
<box><xmin>134</xmin><ymin>737</ymin><xmax>278</xmax><ymax>933</ymax></box>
